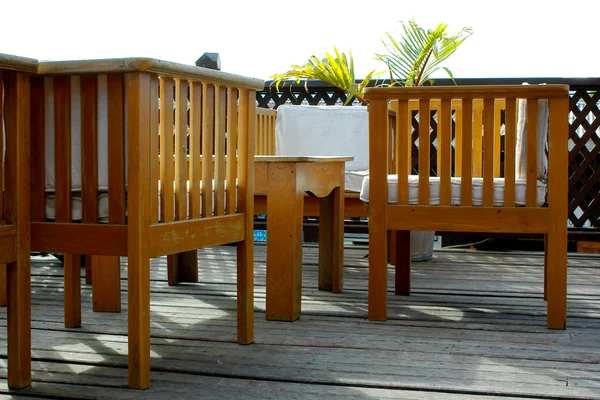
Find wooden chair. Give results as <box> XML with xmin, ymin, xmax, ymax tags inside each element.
<box><xmin>362</xmin><ymin>85</ymin><xmax>569</xmax><ymax>329</ymax></box>
<box><xmin>0</xmin><ymin>54</ymin><xmax>36</xmax><ymax>389</ymax></box>
<box><xmin>31</xmin><ymin>58</ymin><xmax>262</xmax><ymax>388</ymax></box>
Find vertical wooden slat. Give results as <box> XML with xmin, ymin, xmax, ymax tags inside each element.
<box><xmin>189</xmin><ymin>82</ymin><xmax>202</xmax><ymax>218</ymax></box>
<box><xmin>107</xmin><ymin>75</ymin><xmax>126</xmax><ymax>222</ymax></box>
<box><xmin>269</xmin><ymin>113</ymin><xmax>275</xmax><ymax>154</ymax></box>
<box><xmin>454</xmin><ymin>104</ymin><xmax>463</xmax><ymax>176</ymax></box>
<box><xmin>30</xmin><ymin>77</ymin><xmax>45</xmax><ymax>222</ymax></box>
<box><xmin>54</xmin><ymin>76</ymin><xmax>81</xmax><ymax>328</ymax></box>
<box><xmin>174</xmin><ymin>79</ymin><xmax>188</xmax><ymax>221</ymax></box>
<box><xmin>81</xmin><ymin>76</ymin><xmax>98</xmax><ymax>228</ymax></box>
<box><xmin>202</xmin><ymin>83</ymin><xmax>215</xmax><ymax>217</ymax></box>
<box><xmin>0</xmin><ymin>72</ymin><xmax>5</xmax><ymax>307</ymax></box>
<box><xmin>236</xmin><ymin>88</ymin><xmax>254</xmax><ymax>344</ymax></box>
<box><xmin>395</xmin><ymin>100</ymin><xmax>409</xmax><ymax>205</ymax></box>
<box><xmin>546</xmin><ymin>95</ymin><xmax>568</xmax><ymax>329</ymax></box>
<box><xmin>526</xmin><ymin>98</ymin><xmax>539</xmax><ymax>207</ymax></box>
<box><xmin>439</xmin><ymin>99</ymin><xmax>452</xmax><ymax>205</ymax></box>
<box><xmin>4</xmin><ymin>71</ymin><xmax>32</xmax><ymax>389</ymax></box>
<box><xmin>160</xmin><ymin>77</ymin><xmax>174</xmax><ymax>222</ymax></box>
<box><xmin>92</xmin><ymin>74</ymin><xmax>125</xmax><ymax>313</ymax></box>
<box><xmin>149</xmin><ymin>76</ymin><xmax>159</xmax><ymax>224</ymax></box>
<box><xmin>368</xmin><ymin>98</ymin><xmax>389</xmax><ymax>321</ymax></box>
<box><xmin>504</xmin><ymin>98</ymin><xmax>517</xmax><ymax>207</ymax></box>
<box><xmin>214</xmin><ymin>85</ymin><xmax>226</xmax><ymax>216</ymax></box>
<box><xmin>80</xmin><ymin>75</ymin><xmax>98</xmax><ymax>285</ymax></box>
<box><xmin>53</xmin><ymin>76</ymin><xmax>72</xmax><ymax>223</ymax></box>
<box><xmin>493</xmin><ymin>101</ymin><xmax>502</xmax><ymax>177</ymax></box>
<box><xmin>482</xmin><ymin>98</ymin><xmax>495</xmax><ymax>206</ymax></box>
<box><xmin>226</xmin><ymin>87</ymin><xmax>238</xmax><ymax>215</ymax></box>
<box><xmin>460</xmin><ymin>99</ymin><xmax>473</xmax><ymax>206</ymax></box>
<box><xmin>418</xmin><ymin>99</ymin><xmax>430</xmax><ymax>205</ymax></box>
<box><xmin>0</xmin><ymin>72</ymin><xmax>4</xmax><ymax>222</ymax></box>
<box><xmin>126</xmin><ymin>72</ymin><xmax>151</xmax><ymax>389</ymax></box>
<box><xmin>472</xmin><ymin>101</ymin><xmax>483</xmax><ymax>177</ymax></box>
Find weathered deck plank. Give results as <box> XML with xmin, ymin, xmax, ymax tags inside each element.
<box><xmin>0</xmin><ymin>246</ymin><xmax>599</xmax><ymax>399</ymax></box>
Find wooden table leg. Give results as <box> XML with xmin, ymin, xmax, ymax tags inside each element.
<box><xmin>318</xmin><ymin>185</ymin><xmax>343</xmax><ymax>293</ymax></box>
<box><xmin>266</xmin><ymin>163</ymin><xmax>303</xmax><ymax>321</ymax></box>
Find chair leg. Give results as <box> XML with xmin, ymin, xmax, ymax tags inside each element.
<box><xmin>92</xmin><ymin>255</ymin><xmax>122</xmax><ymax>312</ymax></box>
<box><xmin>543</xmin><ymin>234</ymin><xmax>548</xmax><ymax>301</ymax></box>
<box><xmin>318</xmin><ymin>186</ymin><xmax>343</xmax><ymax>293</ymax></box>
<box><xmin>546</xmin><ymin>229</ymin><xmax>567</xmax><ymax>329</ymax></box>
<box><xmin>395</xmin><ymin>230</ymin><xmax>411</xmax><ymax>296</ymax></box>
<box><xmin>167</xmin><ymin>250</ymin><xmax>198</xmax><ymax>286</ymax></box>
<box><xmin>64</xmin><ymin>253</ymin><xmax>81</xmax><ymax>328</ymax></box>
<box><xmin>85</xmin><ymin>255</ymin><xmax>93</xmax><ymax>284</ymax></box>
<box><xmin>7</xmin><ymin>255</ymin><xmax>31</xmax><ymax>388</ymax></box>
<box><xmin>0</xmin><ymin>264</ymin><xmax>6</xmax><ymax>306</ymax></box>
<box><xmin>368</xmin><ymin>226</ymin><xmax>388</xmax><ymax>321</ymax></box>
<box><xmin>237</xmin><ymin>238</ymin><xmax>254</xmax><ymax>344</ymax></box>
<box><xmin>128</xmin><ymin>254</ymin><xmax>151</xmax><ymax>389</ymax></box>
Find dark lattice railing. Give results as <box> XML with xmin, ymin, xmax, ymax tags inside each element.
<box><xmin>258</xmin><ymin>78</ymin><xmax>600</xmax><ymax>229</ymax></box>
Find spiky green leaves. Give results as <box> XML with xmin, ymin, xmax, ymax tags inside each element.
<box><xmin>270</xmin><ymin>47</ymin><xmax>377</xmax><ymax>105</ymax></box>
<box><xmin>376</xmin><ymin>19</ymin><xmax>472</xmax><ymax>87</ymax></box>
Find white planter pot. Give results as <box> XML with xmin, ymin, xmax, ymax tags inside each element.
<box><xmin>410</xmin><ymin>230</ymin><xmax>435</xmax><ymax>262</ymax></box>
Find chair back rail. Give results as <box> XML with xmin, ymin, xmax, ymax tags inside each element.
<box><xmin>366</xmin><ymin>86</ymin><xmax>569</xmax><ymax>210</ymax></box>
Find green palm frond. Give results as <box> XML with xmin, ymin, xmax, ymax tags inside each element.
<box><xmin>270</xmin><ymin>47</ymin><xmax>379</xmax><ymax>105</ymax></box>
<box><xmin>375</xmin><ymin>19</ymin><xmax>472</xmax><ymax>87</ymax></box>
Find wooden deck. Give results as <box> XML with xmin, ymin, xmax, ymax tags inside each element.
<box><xmin>1</xmin><ymin>244</ymin><xmax>599</xmax><ymax>399</ymax></box>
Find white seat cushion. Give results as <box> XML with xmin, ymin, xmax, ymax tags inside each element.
<box><xmin>359</xmin><ymin>175</ymin><xmax>546</xmax><ymax>207</ymax></box>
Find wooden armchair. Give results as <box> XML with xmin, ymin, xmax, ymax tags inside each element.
<box><xmin>0</xmin><ymin>54</ymin><xmax>36</xmax><ymax>389</ymax></box>
<box><xmin>30</xmin><ymin>58</ymin><xmax>262</xmax><ymax>388</ymax></box>
<box><xmin>362</xmin><ymin>85</ymin><xmax>569</xmax><ymax>329</ymax></box>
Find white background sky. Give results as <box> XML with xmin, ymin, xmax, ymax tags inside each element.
<box><xmin>2</xmin><ymin>0</ymin><xmax>598</xmax><ymax>81</ymax></box>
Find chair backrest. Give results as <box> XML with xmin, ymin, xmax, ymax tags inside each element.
<box><xmin>275</xmin><ymin>105</ymin><xmax>369</xmax><ymax>171</ymax></box>
<box><xmin>364</xmin><ymin>85</ymin><xmax>569</xmax><ymax>208</ymax></box>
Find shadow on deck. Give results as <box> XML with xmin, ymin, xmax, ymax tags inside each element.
<box><xmin>1</xmin><ymin>244</ymin><xmax>599</xmax><ymax>399</ymax></box>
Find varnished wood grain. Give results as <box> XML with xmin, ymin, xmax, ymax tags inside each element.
<box><xmin>31</xmin><ymin>222</ymin><xmax>127</xmax><ymax>256</ymax></box>
<box><xmin>460</xmin><ymin>99</ymin><xmax>473</xmax><ymax>206</ymax></box>
<box><xmin>546</xmin><ymin>96</ymin><xmax>569</xmax><ymax>329</ymax></box>
<box><xmin>202</xmin><ymin>84</ymin><xmax>215</xmax><ymax>217</ymax></box>
<box><xmin>160</xmin><ymin>77</ymin><xmax>175</xmax><ymax>223</ymax></box>
<box><xmin>189</xmin><ymin>82</ymin><xmax>202</xmax><ymax>219</ymax></box>
<box><xmin>150</xmin><ymin>215</ymin><xmax>245</xmax><ymax>258</ymax></box>
<box><xmin>225</xmin><ymin>87</ymin><xmax>238</xmax><ymax>215</ymax></box>
<box><xmin>214</xmin><ymin>85</ymin><xmax>226</xmax><ymax>216</ymax></box>
<box><xmin>3</xmin><ymin>71</ymin><xmax>31</xmax><ymax>388</ymax></box>
<box><xmin>174</xmin><ymin>79</ymin><xmax>188</xmax><ymax>221</ymax></box>
<box><xmin>126</xmin><ymin>72</ymin><xmax>152</xmax><ymax>389</ymax></box>
<box><xmin>29</xmin><ymin>77</ymin><xmax>45</xmax><ymax>222</ymax></box>
<box><xmin>482</xmin><ymin>98</ymin><xmax>495</xmax><ymax>206</ymax></box>
<box><xmin>439</xmin><ymin>99</ymin><xmax>451</xmax><ymax>205</ymax></box>
<box><xmin>79</xmin><ymin>75</ymin><xmax>98</xmax><ymax>286</ymax></box>
<box><xmin>236</xmin><ymin>89</ymin><xmax>255</xmax><ymax>344</ymax></box>
<box><xmin>526</xmin><ymin>98</ymin><xmax>539</xmax><ymax>208</ymax></box>
<box><xmin>504</xmin><ymin>98</ymin><xmax>517</xmax><ymax>206</ymax></box>
<box><xmin>38</xmin><ymin>57</ymin><xmax>265</xmax><ymax>90</ymax></box>
<box><xmin>367</xmin><ymin>99</ymin><xmax>389</xmax><ymax>321</ymax></box>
